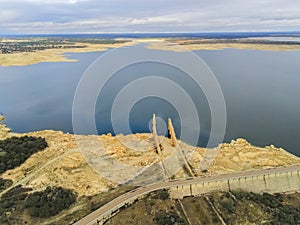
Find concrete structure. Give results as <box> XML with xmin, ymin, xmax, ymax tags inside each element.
<box><xmin>168</xmin><ymin>118</ymin><xmax>177</xmax><ymax>147</ymax></box>
<box><xmin>152</xmin><ymin>114</ymin><xmax>162</xmax><ymax>155</ymax></box>
<box><xmin>74</xmin><ymin>165</ymin><xmax>300</xmax><ymax>225</ymax></box>
<box><xmin>151</xmin><ymin>114</ymin><xmax>170</xmax><ymax>180</ymax></box>
<box><xmin>167</xmin><ymin>117</ymin><xmax>195</xmax><ymax>177</ymax></box>
<box><xmin>169</xmin><ymin>166</ymin><xmax>300</xmax><ymax>198</ymax></box>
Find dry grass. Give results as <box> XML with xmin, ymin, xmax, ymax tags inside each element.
<box><xmin>146</xmin><ymin>39</ymin><xmax>300</xmax><ymax>52</ymax></box>
<box><xmin>0</xmin><ymin>41</ymin><xmax>134</xmax><ymax>66</ymax></box>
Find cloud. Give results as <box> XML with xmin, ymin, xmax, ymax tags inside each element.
<box><xmin>0</xmin><ymin>9</ymin><xmax>20</xmax><ymax>22</ymax></box>
<box><xmin>1</xmin><ymin>0</ymin><xmax>87</xmax><ymax>4</ymax></box>
<box><xmin>0</xmin><ymin>0</ymin><xmax>300</xmax><ymax>33</ymax></box>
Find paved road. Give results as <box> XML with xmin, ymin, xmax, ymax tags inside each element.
<box><xmin>74</xmin><ymin>164</ymin><xmax>300</xmax><ymax>225</ymax></box>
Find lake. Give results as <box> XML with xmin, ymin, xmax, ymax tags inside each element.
<box><xmin>0</xmin><ymin>47</ymin><xmax>299</xmax><ymax>156</ymax></box>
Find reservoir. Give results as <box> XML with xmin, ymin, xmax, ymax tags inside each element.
<box><xmin>0</xmin><ymin>46</ymin><xmax>299</xmax><ymax>156</ymax></box>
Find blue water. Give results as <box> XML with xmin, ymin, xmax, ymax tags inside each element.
<box><xmin>0</xmin><ymin>48</ymin><xmax>299</xmax><ymax>156</ymax></box>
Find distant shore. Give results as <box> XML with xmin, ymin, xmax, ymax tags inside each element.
<box><xmin>1</xmin><ymin>37</ymin><xmax>300</xmax><ymax>66</ymax></box>
<box><xmin>0</xmin><ymin>40</ymin><xmax>135</xmax><ymax>66</ymax></box>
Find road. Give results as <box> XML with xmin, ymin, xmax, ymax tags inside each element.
<box><xmin>74</xmin><ymin>164</ymin><xmax>300</xmax><ymax>225</ymax></box>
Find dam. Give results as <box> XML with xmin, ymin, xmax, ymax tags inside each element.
<box><xmin>74</xmin><ymin>164</ymin><xmax>300</xmax><ymax>225</ymax></box>
<box><xmin>169</xmin><ymin>165</ymin><xmax>300</xmax><ymax>198</ymax></box>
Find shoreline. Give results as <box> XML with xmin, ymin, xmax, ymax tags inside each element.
<box><xmin>1</xmin><ymin>38</ymin><xmax>300</xmax><ymax>66</ymax></box>
<box><xmin>0</xmin><ymin>41</ymin><xmax>136</xmax><ymax>67</ymax></box>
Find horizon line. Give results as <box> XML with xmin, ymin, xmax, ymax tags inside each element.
<box><xmin>1</xmin><ymin>31</ymin><xmax>300</xmax><ymax>36</ymax></box>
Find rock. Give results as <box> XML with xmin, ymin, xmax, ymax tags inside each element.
<box><xmin>0</xmin><ymin>116</ymin><xmax>10</xmax><ymax>140</ymax></box>
<box><xmin>219</xmin><ymin>143</ymin><xmax>231</xmax><ymax>149</ymax></box>
<box><xmin>230</xmin><ymin>138</ymin><xmax>250</xmax><ymax>147</ymax></box>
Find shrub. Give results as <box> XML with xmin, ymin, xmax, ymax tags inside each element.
<box><xmin>221</xmin><ymin>199</ymin><xmax>235</xmax><ymax>213</ymax></box>
<box><xmin>0</xmin><ymin>136</ymin><xmax>48</xmax><ymax>174</ymax></box>
<box><xmin>0</xmin><ymin>178</ymin><xmax>13</xmax><ymax>192</ymax></box>
<box><xmin>158</xmin><ymin>189</ymin><xmax>170</xmax><ymax>200</ymax></box>
<box><xmin>154</xmin><ymin>211</ymin><xmax>186</xmax><ymax>225</ymax></box>
<box><xmin>25</xmin><ymin>186</ymin><xmax>77</xmax><ymax>218</ymax></box>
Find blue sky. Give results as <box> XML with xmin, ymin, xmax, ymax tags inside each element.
<box><xmin>0</xmin><ymin>0</ymin><xmax>300</xmax><ymax>34</ymax></box>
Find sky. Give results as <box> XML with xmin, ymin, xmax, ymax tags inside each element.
<box><xmin>0</xmin><ymin>0</ymin><xmax>300</xmax><ymax>34</ymax></box>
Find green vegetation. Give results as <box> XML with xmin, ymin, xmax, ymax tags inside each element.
<box><xmin>154</xmin><ymin>211</ymin><xmax>186</xmax><ymax>225</ymax></box>
<box><xmin>0</xmin><ymin>37</ymin><xmax>130</xmax><ymax>54</ymax></box>
<box><xmin>0</xmin><ymin>183</ymin><xmax>132</xmax><ymax>225</ymax></box>
<box><xmin>0</xmin><ymin>185</ymin><xmax>33</xmax><ymax>224</ymax></box>
<box><xmin>152</xmin><ymin>189</ymin><xmax>170</xmax><ymax>200</ymax></box>
<box><xmin>0</xmin><ymin>38</ymin><xmax>86</xmax><ymax>54</ymax></box>
<box><xmin>219</xmin><ymin>197</ymin><xmax>235</xmax><ymax>213</ymax></box>
<box><xmin>0</xmin><ymin>136</ymin><xmax>48</xmax><ymax>174</ymax></box>
<box><xmin>25</xmin><ymin>186</ymin><xmax>77</xmax><ymax>218</ymax></box>
<box><xmin>0</xmin><ymin>185</ymin><xmax>77</xmax><ymax>224</ymax></box>
<box><xmin>0</xmin><ymin>178</ymin><xmax>12</xmax><ymax>192</ymax></box>
<box><xmin>231</xmin><ymin>190</ymin><xmax>300</xmax><ymax>225</ymax></box>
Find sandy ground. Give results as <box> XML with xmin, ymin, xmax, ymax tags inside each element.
<box><xmin>0</xmin><ymin>126</ymin><xmax>299</xmax><ymax>197</ymax></box>
<box><xmin>146</xmin><ymin>39</ymin><xmax>300</xmax><ymax>52</ymax></box>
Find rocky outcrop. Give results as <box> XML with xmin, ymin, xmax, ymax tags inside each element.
<box><xmin>0</xmin><ymin>118</ymin><xmax>299</xmax><ymax>197</ymax></box>
<box><xmin>204</xmin><ymin>138</ymin><xmax>300</xmax><ymax>174</ymax></box>
<box><xmin>0</xmin><ymin>116</ymin><xmax>10</xmax><ymax>140</ymax></box>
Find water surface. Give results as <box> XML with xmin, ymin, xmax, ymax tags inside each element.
<box><xmin>0</xmin><ymin>48</ymin><xmax>299</xmax><ymax>156</ymax></box>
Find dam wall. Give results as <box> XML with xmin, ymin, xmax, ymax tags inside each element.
<box><xmin>75</xmin><ymin>165</ymin><xmax>300</xmax><ymax>225</ymax></box>
<box><xmin>169</xmin><ymin>169</ymin><xmax>300</xmax><ymax>199</ymax></box>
